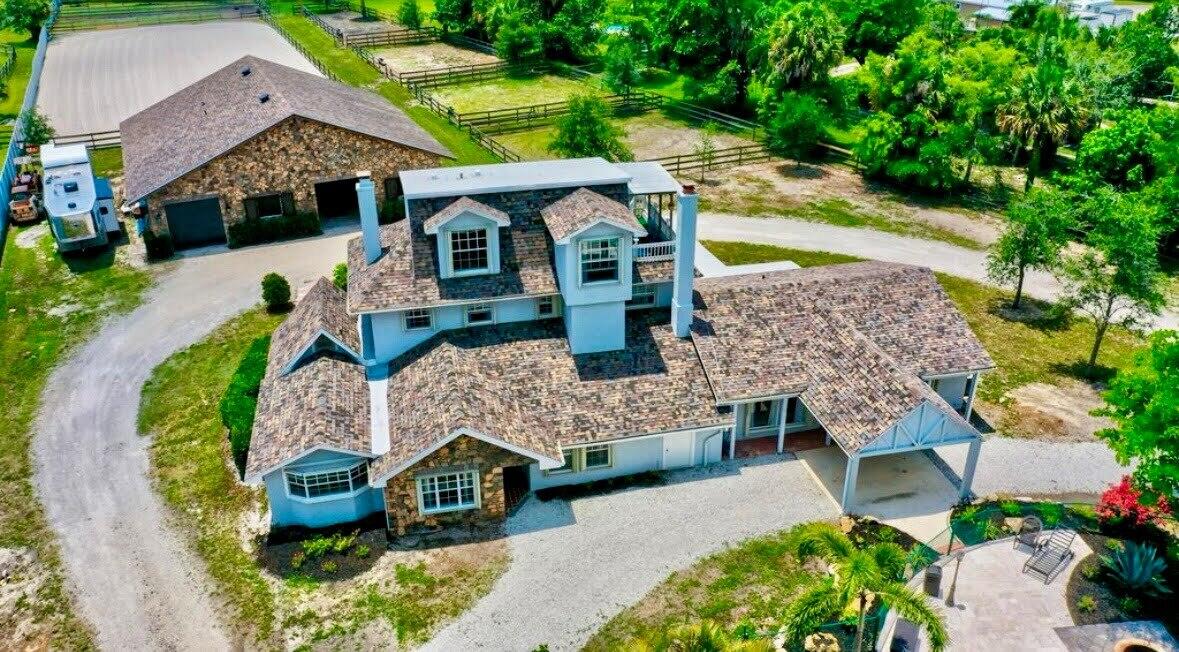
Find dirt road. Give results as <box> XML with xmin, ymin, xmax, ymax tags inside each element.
<box><xmin>32</xmin><ymin>231</ymin><xmax>352</xmax><ymax>650</ymax></box>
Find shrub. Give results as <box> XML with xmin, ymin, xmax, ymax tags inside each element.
<box><xmin>320</xmin><ymin>559</ymin><xmax>338</xmax><ymax>574</ymax></box>
<box><xmin>548</xmin><ymin>95</ymin><xmax>633</xmax><ymax>162</ymax></box>
<box><xmin>397</xmin><ymin>0</ymin><xmax>421</xmax><ymax>29</ymax></box>
<box><xmin>1081</xmin><ymin>561</ymin><xmax>1101</xmax><ymax>580</ymax></box>
<box><xmin>1101</xmin><ymin>541</ymin><xmax>1172</xmax><ymax>596</ymax></box>
<box><xmin>219</xmin><ymin>335</ymin><xmax>270</xmax><ymax>476</ymax></box>
<box><xmin>1000</xmin><ymin>499</ymin><xmax>1022</xmax><ymax>517</ymax></box>
<box><xmin>290</xmin><ymin>551</ymin><xmax>306</xmax><ymax>570</ymax></box>
<box><xmin>1036</xmin><ymin>502</ymin><xmax>1064</xmax><ymax>528</ymax></box>
<box><xmin>731</xmin><ymin>619</ymin><xmax>758</xmax><ymax>641</ymax></box>
<box><xmin>142</xmin><ymin>229</ymin><xmax>175</xmax><ymax>261</ymax></box>
<box><xmin>982</xmin><ymin>519</ymin><xmax>1009</xmax><ymax>541</ymax></box>
<box><xmin>261</xmin><ymin>273</ymin><xmax>291</xmax><ymax>312</ymax></box>
<box><xmin>1077</xmin><ymin>595</ymin><xmax>1097</xmax><ymax>612</ymax></box>
<box><xmin>332</xmin><ymin>263</ymin><xmax>348</xmax><ymax>291</ymax></box>
<box><xmin>355</xmin><ymin>544</ymin><xmax>371</xmax><ymax>559</ymax></box>
<box><xmin>300</xmin><ymin>532</ymin><xmax>357</xmax><ymax>560</ymax></box>
<box><xmin>1097</xmin><ymin>476</ymin><xmax>1173</xmax><ymax>527</ymax></box>
<box><xmin>956</xmin><ymin>505</ymin><xmax>981</xmax><ymax>523</ymax></box>
<box><xmin>226</xmin><ymin>211</ymin><xmax>321</xmax><ymax>248</ymax></box>
<box><xmin>379</xmin><ymin>198</ymin><xmax>405</xmax><ymax>224</ymax></box>
<box><xmin>1118</xmin><ymin>596</ymin><xmax>1142</xmax><ymax>614</ymax></box>
<box><xmin>21</xmin><ymin>109</ymin><xmax>55</xmax><ymax>147</ymax></box>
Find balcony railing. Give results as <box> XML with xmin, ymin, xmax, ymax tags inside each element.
<box><xmin>634</xmin><ymin>241</ymin><xmax>676</xmax><ymax>261</ymax></box>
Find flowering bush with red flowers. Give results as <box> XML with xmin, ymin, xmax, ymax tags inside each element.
<box><xmin>1096</xmin><ymin>476</ymin><xmax>1172</xmax><ymax>526</ymax></box>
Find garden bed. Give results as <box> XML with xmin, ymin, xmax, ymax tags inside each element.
<box><xmin>430</xmin><ymin>73</ymin><xmax>599</xmax><ymax>113</ymax></box>
<box><xmin>371</xmin><ymin>41</ymin><xmax>499</xmax><ymax>73</ymax></box>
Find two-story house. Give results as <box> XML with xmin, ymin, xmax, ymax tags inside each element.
<box><xmin>244</xmin><ymin>157</ymin><xmax>994</xmax><ymax>536</ymax></box>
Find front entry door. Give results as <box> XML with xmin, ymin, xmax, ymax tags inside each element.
<box><xmin>662</xmin><ymin>431</ymin><xmax>694</xmax><ymax>469</ymax></box>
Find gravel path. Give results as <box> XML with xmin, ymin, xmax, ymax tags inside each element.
<box><xmin>937</xmin><ymin>437</ymin><xmax>1131</xmax><ymax>500</ymax></box>
<box><xmin>698</xmin><ymin>212</ymin><xmax>1179</xmax><ymax>331</ymax></box>
<box><xmin>423</xmin><ymin>455</ymin><xmax>840</xmax><ymax>651</ymax></box>
<box><xmin>39</xmin><ymin>21</ymin><xmax>321</xmax><ymax>135</ymax></box>
<box><xmin>33</xmin><ymin>232</ymin><xmax>352</xmax><ymax>650</ymax></box>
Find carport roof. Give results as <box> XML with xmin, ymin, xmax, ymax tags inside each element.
<box><xmin>120</xmin><ymin>55</ymin><xmax>451</xmax><ymax>203</ymax></box>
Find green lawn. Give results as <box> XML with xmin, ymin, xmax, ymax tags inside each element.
<box><xmin>701</xmin><ymin>240</ymin><xmax>1145</xmax><ymax>402</ymax></box>
<box><xmin>89</xmin><ymin>146</ymin><xmax>123</xmax><ymax>178</ymax></box>
<box><xmin>584</xmin><ymin>528</ymin><xmax>821</xmax><ymax>651</ymax></box>
<box><xmin>0</xmin><ymin>30</ymin><xmax>38</xmax><ymax>119</ymax></box>
<box><xmin>0</xmin><ymin>228</ymin><xmax>152</xmax><ymax>649</ymax></box>
<box><xmin>361</xmin><ymin>0</ymin><xmax>438</xmax><ymax>23</ymax></box>
<box><xmin>431</xmin><ymin>73</ymin><xmax>599</xmax><ymax>113</ymax></box>
<box><xmin>139</xmin><ymin>307</ymin><xmax>282</xmax><ymax>642</ymax></box>
<box><xmin>271</xmin><ymin>13</ymin><xmax>497</xmax><ymax>165</ymax></box>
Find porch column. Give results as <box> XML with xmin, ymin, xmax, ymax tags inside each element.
<box><xmin>728</xmin><ymin>428</ymin><xmax>736</xmax><ymax>460</ymax></box>
<box><xmin>776</xmin><ymin>399</ymin><xmax>788</xmax><ymax>453</ymax></box>
<box><xmin>729</xmin><ymin>403</ymin><xmax>744</xmax><ymax>459</ymax></box>
<box><xmin>964</xmin><ymin>373</ymin><xmax>979</xmax><ymax>423</ymax></box>
<box><xmin>840</xmin><ymin>454</ymin><xmax>860</xmax><ymax>513</ymax></box>
<box><xmin>958</xmin><ymin>439</ymin><xmax>982</xmax><ymax>501</ymax></box>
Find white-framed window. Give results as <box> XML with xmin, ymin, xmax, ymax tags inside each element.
<box><xmin>285</xmin><ymin>461</ymin><xmax>368</xmax><ymax>501</ymax></box>
<box><xmin>747</xmin><ymin>399</ymin><xmax>778</xmax><ymax>430</ymax></box>
<box><xmin>583</xmin><ymin>444</ymin><xmax>612</xmax><ymax>469</ymax></box>
<box><xmin>626</xmin><ymin>283</ymin><xmax>656</xmax><ymax>309</ymax></box>
<box><xmin>450</xmin><ymin>228</ymin><xmax>490</xmax><ymax>274</ymax></box>
<box><xmin>465</xmin><ymin>303</ymin><xmax>494</xmax><ymax>326</ymax></box>
<box><xmin>404</xmin><ymin>308</ymin><xmax>433</xmax><ymax>331</ymax></box>
<box><xmin>417</xmin><ymin>470</ymin><xmax>480</xmax><ymax>514</ymax></box>
<box><xmin>580</xmin><ymin>237</ymin><xmax>620</xmax><ymax>284</ymax></box>
<box><xmin>537</xmin><ymin>295</ymin><xmax>557</xmax><ymax>318</ymax></box>
<box><xmin>544</xmin><ymin>445</ymin><xmax>613</xmax><ymax>475</ymax></box>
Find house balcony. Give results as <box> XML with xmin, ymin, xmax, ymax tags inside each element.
<box><xmin>634</xmin><ymin>240</ymin><xmax>676</xmax><ymax>262</ymax></box>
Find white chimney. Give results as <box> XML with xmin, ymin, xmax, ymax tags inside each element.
<box><xmin>671</xmin><ymin>185</ymin><xmax>697</xmax><ymax>338</ymax></box>
<box><xmin>356</xmin><ymin>171</ymin><xmax>381</xmax><ymax>264</ymax></box>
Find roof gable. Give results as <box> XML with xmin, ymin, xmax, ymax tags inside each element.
<box><xmin>268</xmin><ymin>278</ymin><xmax>360</xmax><ymax>376</ymax></box>
<box><xmin>121</xmin><ymin>55</ymin><xmax>451</xmax><ymax>202</ymax></box>
<box><xmin>541</xmin><ymin>187</ymin><xmax>645</xmax><ymax>243</ymax></box>
<box><xmin>422</xmin><ymin>196</ymin><xmax>511</xmax><ymax>234</ymax></box>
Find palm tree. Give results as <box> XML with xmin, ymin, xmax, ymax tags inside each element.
<box><xmin>781</xmin><ymin>523</ymin><xmax>949</xmax><ymax>652</ymax></box>
<box><xmin>996</xmin><ymin>62</ymin><xmax>1090</xmax><ymax>191</ymax></box>
<box><xmin>626</xmin><ymin>621</ymin><xmax>773</xmax><ymax>651</ymax></box>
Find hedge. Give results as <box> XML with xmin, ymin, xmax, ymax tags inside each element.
<box><xmin>226</xmin><ymin>211</ymin><xmax>321</xmax><ymax>248</ymax></box>
<box><xmin>219</xmin><ymin>335</ymin><xmax>272</xmax><ymax>476</ymax></box>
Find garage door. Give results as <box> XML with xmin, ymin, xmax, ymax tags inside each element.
<box><xmin>164</xmin><ymin>197</ymin><xmax>225</xmax><ymax>249</ymax></box>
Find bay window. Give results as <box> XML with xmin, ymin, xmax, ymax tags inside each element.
<box><xmin>285</xmin><ymin>461</ymin><xmax>368</xmax><ymax>501</ymax></box>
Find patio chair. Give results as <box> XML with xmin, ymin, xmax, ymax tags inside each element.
<box><xmin>1013</xmin><ymin>515</ymin><xmax>1043</xmax><ymax>551</ymax></box>
<box><xmin>1022</xmin><ymin>528</ymin><xmax>1076</xmax><ymax>583</ymax></box>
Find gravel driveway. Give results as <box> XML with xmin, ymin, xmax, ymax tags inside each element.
<box><xmin>937</xmin><ymin>438</ymin><xmax>1131</xmax><ymax>500</ymax></box>
<box><xmin>423</xmin><ymin>455</ymin><xmax>840</xmax><ymax>651</ymax></box>
<box><xmin>32</xmin><ymin>232</ymin><xmax>352</xmax><ymax>650</ymax></box>
<box><xmin>698</xmin><ymin>212</ymin><xmax>1179</xmax><ymax>331</ymax></box>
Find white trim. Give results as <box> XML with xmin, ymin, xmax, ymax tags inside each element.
<box><xmin>920</xmin><ymin>367</ymin><xmax>994</xmax><ymax>381</ymax></box>
<box><xmin>578</xmin><ymin>236</ymin><xmax>623</xmax><ymax>286</ymax></box>
<box><xmin>278</xmin><ymin>329</ymin><xmax>362</xmax><ymax>376</ymax></box>
<box><xmin>402</xmin><ymin>307</ymin><xmax>434</xmax><ymax>331</ymax></box>
<box><xmin>372</xmin><ymin>427</ymin><xmax>564</xmax><ymax>484</ymax></box>
<box><xmin>423</xmin><ymin>208</ymin><xmax>510</xmax><ymax>235</ymax></box>
<box><xmin>283</xmin><ymin>459</ymin><xmax>370</xmax><ymax>504</ymax></box>
<box><xmin>415</xmin><ymin>468</ymin><xmax>482</xmax><ymax>514</ymax></box>
<box><xmin>464</xmin><ymin>303</ymin><xmax>495</xmax><ymax>326</ymax></box>
<box><xmin>536</xmin><ymin>295</ymin><xmax>559</xmax><ymax>318</ymax></box>
<box><xmin>368</xmin><ymin>377</ymin><xmax>391</xmax><ymax>456</ymax></box>
<box><xmin>444</xmin><ymin>226</ymin><xmax>494</xmax><ymax>278</ymax></box>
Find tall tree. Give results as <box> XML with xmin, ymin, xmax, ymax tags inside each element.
<box><xmin>1096</xmin><ymin>329</ymin><xmax>1179</xmax><ymax>502</ymax></box>
<box><xmin>652</xmin><ymin>0</ymin><xmax>765</xmax><ymax>108</ymax></box>
<box><xmin>781</xmin><ymin>523</ymin><xmax>948</xmax><ymax>652</ymax></box>
<box><xmin>767</xmin><ymin>92</ymin><xmax>828</xmax><ymax>168</ymax></box>
<box><xmin>762</xmin><ymin>0</ymin><xmax>845</xmax><ymax>95</ymax></box>
<box><xmin>602</xmin><ymin>38</ymin><xmax>642</xmax><ymax>95</ymax></box>
<box><xmin>548</xmin><ymin>95</ymin><xmax>633</xmax><ymax>161</ymax></box>
<box><xmin>1057</xmin><ymin>190</ymin><xmax>1165</xmax><ymax>374</ymax></box>
<box><xmin>947</xmin><ymin>40</ymin><xmax>1020</xmax><ymax>183</ymax></box>
<box><xmin>398</xmin><ymin>0</ymin><xmax>423</xmax><ymax>29</ymax></box>
<box><xmin>0</xmin><ymin>0</ymin><xmax>49</xmax><ymax>37</ymax></box>
<box><xmin>986</xmin><ymin>187</ymin><xmax>1074</xmax><ymax>308</ymax></box>
<box><xmin>996</xmin><ymin>62</ymin><xmax>1091</xmax><ymax>191</ymax></box>
<box><xmin>1075</xmin><ymin>108</ymin><xmax>1169</xmax><ymax>190</ymax></box>
<box><xmin>834</xmin><ymin>0</ymin><xmax>930</xmax><ymax>63</ymax></box>
<box><xmin>1114</xmin><ymin>0</ymin><xmax>1179</xmax><ymax>98</ymax></box>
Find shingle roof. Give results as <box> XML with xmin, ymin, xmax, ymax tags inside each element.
<box><xmin>121</xmin><ymin>55</ymin><xmax>451</xmax><ymax>202</ymax></box>
<box><xmin>372</xmin><ymin>312</ymin><xmax>731</xmax><ymax>479</ymax></box>
<box><xmin>346</xmin><ymin>221</ymin><xmax>559</xmax><ymax>312</ymax></box>
<box><xmin>268</xmin><ymin>277</ymin><xmax>360</xmax><ymax>374</ymax></box>
<box><xmin>540</xmin><ymin>187</ymin><xmax>645</xmax><ymax>242</ymax></box>
<box><xmin>246</xmin><ymin>356</ymin><xmax>370</xmax><ymax>480</ymax></box>
<box><xmin>692</xmin><ymin>262</ymin><xmax>993</xmax><ymax>452</ymax></box>
<box><xmin>422</xmin><ymin>196</ymin><xmax>510</xmax><ymax>234</ymax></box>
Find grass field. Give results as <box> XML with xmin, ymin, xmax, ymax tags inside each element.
<box><xmin>272</xmin><ymin>13</ymin><xmax>497</xmax><ymax>165</ymax></box>
<box><xmin>371</xmin><ymin>41</ymin><xmax>499</xmax><ymax>73</ymax></box>
<box><xmin>0</xmin><ymin>30</ymin><xmax>37</xmax><ymax>119</ymax></box>
<box><xmin>0</xmin><ymin>228</ymin><xmax>151</xmax><ymax>649</ymax></box>
<box><xmin>431</xmin><ymin>73</ymin><xmax>599</xmax><ymax>113</ymax></box>
<box><xmin>701</xmin><ymin>240</ymin><xmax>1145</xmax><ymax>403</ymax></box>
<box><xmin>89</xmin><ymin>146</ymin><xmax>123</xmax><ymax>177</ymax></box>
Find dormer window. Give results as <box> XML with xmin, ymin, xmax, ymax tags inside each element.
<box><xmin>450</xmin><ymin>228</ymin><xmax>490</xmax><ymax>275</ymax></box>
<box><xmin>580</xmin><ymin>237</ymin><xmax>620</xmax><ymax>284</ymax></box>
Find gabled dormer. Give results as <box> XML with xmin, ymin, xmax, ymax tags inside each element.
<box><xmin>423</xmin><ymin>197</ymin><xmax>512</xmax><ymax>279</ymax></box>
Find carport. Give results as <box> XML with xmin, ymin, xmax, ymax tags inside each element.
<box><xmin>314</xmin><ymin>177</ymin><xmax>361</xmax><ymax>220</ymax></box>
<box><xmin>163</xmin><ymin>196</ymin><xmax>226</xmax><ymax>249</ymax></box>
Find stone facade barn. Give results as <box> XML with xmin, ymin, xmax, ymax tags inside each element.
<box><xmin>120</xmin><ymin>55</ymin><xmax>450</xmax><ymax>250</ymax></box>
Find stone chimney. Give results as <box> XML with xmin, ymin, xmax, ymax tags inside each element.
<box><xmin>356</xmin><ymin>171</ymin><xmax>381</xmax><ymax>264</ymax></box>
<box><xmin>671</xmin><ymin>184</ymin><xmax>697</xmax><ymax>338</ymax></box>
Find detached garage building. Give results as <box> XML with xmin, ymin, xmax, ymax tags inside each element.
<box><xmin>121</xmin><ymin>55</ymin><xmax>451</xmax><ymax>250</ymax></box>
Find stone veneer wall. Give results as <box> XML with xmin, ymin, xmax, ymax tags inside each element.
<box><xmin>383</xmin><ymin>435</ymin><xmax>533</xmax><ymax>536</ymax></box>
<box><xmin>406</xmin><ymin>183</ymin><xmax>632</xmax><ymax>236</ymax></box>
<box><xmin>145</xmin><ymin>116</ymin><xmax>441</xmax><ymax>237</ymax></box>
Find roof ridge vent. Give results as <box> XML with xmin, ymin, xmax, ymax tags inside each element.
<box><xmin>258</xmin><ymin>93</ymin><xmax>270</xmax><ymax>104</ymax></box>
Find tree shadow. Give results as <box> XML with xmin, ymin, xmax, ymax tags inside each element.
<box><xmin>771</xmin><ymin>161</ymin><xmax>826</xmax><ymax>180</ymax></box>
<box><xmin>986</xmin><ymin>295</ymin><xmax>1072</xmax><ymax>333</ymax></box>
<box><xmin>1049</xmin><ymin>361</ymin><xmax>1117</xmax><ymax>386</ymax></box>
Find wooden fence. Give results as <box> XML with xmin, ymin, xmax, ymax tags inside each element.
<box><xmin>53</xmin><ymin>1</ymin><xmax>258</xmax><ymax>32</ymax></box>
<box><xmin>345</xmin><ymin>26</ymin><xmax>439</xmax><ymax>47</ymax></box>
<box><xmin>0</xmin><ymin>45</ymin><xmax>15</xmax><ymax>82</ymax></box>
<box><xmin>458</xmin><ymin>92</ymin><xmax>663</xmax><ymax>133</ymax></box>
<box><xmin>649</xmin><ymin>143</ymin><xmax>773</xmax><ymax>175</ymax></box>
<box><xmin>261</xmin><ymin>9</ymin><xmax>341</xmax><ymax>82</ymax></box>
<box><xmin>51</xmin><ymin>129</ymin><xmax>122</xmax><ymax>149</ymax></box>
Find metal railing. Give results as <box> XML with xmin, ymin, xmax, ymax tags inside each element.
<box><xmin>634</xmin><ymin>241</ymin><xmax>676</xmax><ymax>261</ymax></box>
